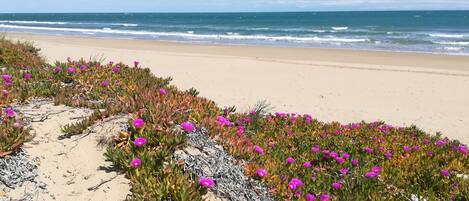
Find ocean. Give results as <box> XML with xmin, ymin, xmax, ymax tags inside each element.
<box><xmin>1</xmin><ymin>11</ymin><xmax>469</xmax><ymax>55</ymax></box>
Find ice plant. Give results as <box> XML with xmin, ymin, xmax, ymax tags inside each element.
<box><xmin>198</xmin><ymin>177</ymin><xmax>214</xmax><ymax>188</ymax></box>
<box><xmin>254</xmin><ymin>146</ymin><xmax>264</xmax><ymax>154</ymax></box>
<box><xmin>331</xmin><ymin>182</ymin><xmax>342</xmax><ymax>190</ymax></box>
<box><xmin>365</xmin><ymin>172</ymin><xmax>378</xmax><ymax>179</ymax></box>
<box><xmin>101</xmin><ymin>80</ymin><xmax>109</xmax><ymax>87</ymax></box>
<box><xmin>286</xmin><ymin>157</ymin><xmax>295</xmax><ymax>164</ymax></box>
<box><xmin>13</xmin><ymin>122</ymin><xmax>20</xmax><ymax>129</ymax></box>
<box><xmin>23</xmin><ymin>73</ymin><xmax>32</xmax><ymax>80</ymax></box>
<box><xmin>351</xmin><ymin>159</ymin><xmax>359</xmax><ymax>166</ymax></box>
<box><xmin>130</xmin><ymin>158</ymin><xmax>141</xmax><ymax>168</ymax></box>
<box><xmin>180</xmin><ymin>121</ymin><xmax>195</xmax><ymax>133</ymax></box>
<box><xmin>79</xmin><ymin>65</ymin><xmax>88</xmax><ymax>70</ymax></box>
<box><xmin>67</xmin><ymin>67</ymin><xmax>76</xmax><ymax>74</ymax></box>
<box><xmin>403</xmin><ymin>146</ymin><xmax>411</xmax><ymax>152</ymax></box>
<box><xmin>440</xmin><ymin>169</ymin><xmax>449</xmax><ymax>177</ymax></box>
<box><xmin>364</xmin><ymin>147</ymin><xmax>373</xmax><ymax>154</ymax></box>
<box><xmin>335</xmin><ymin>157</ymin><xmax>344</xmax><ymax>164</ymax></box>
<box><xmin>306</xmin><ymin>193</ymin><xmax>316</xmax><ymax>201</ymax></box>
<box><xmin>371</xmin><ymin>166</ymin><xmax>382</xmax><ymax>173</ymax></box>
<box><xmin>2</xmin><ymin>90</ymin><xmax>8</xmax><ymax>96</ymax></box>
<box><xmin>256</xmin><ymin>168</ymin><xmax>267</xmax><ymax>178</ymax></box>
<box><xmin>288</xmin><ymin>178</ymin><xmax>303</xmax><ymax>190</ymax></box>
<box><xmin>320</xmin><ymin>194</ymin><xmax>331</xmax><ymax>201</ymax></box>
<box><xmin>384</xmin><ymin>152</ymin><xmax>393</xmax><ymax>159</ymax></box>
<box><xmin>311</xmin><ymin>145</ymin><xmax>320</xmax><ymax>153</ymax></box>
<box><xmin>133</xmin><ymin>137</ymin><xmax>147</xmax><ymax>147</ymax></box>
<box><xmin>303</xmin><ymin>161</ymin><xmax>312</xmax><ymax>168</ymax></box>
<box><xmin>53</xmin><ymin>67</ymin><xmax>61</xmax><ymax>73</ymax></box>
<box><xmin>4</xmin><ymin>107</ymin><xmax>15</xmax><ymax>118</ymax></box>
<box><xmin>159</xmin><ymin>88</ymin><xmax>167</xmax><ymax>95</ymax></box>
<box><xmin>435</xmin><ymin>140</ymin><xmax>446</xmax><ymax>147</ymax></box>
<box><xmin>112</xmin><ymin>66</ymin><xmax>121</xmax><ymax>73</ymax></box>
<box><xmin>132</xmin><ymin>118</ymin><xmax>144</xmax><ymax>129</ymax></box>
<box><xmin>134</xmin><ymin>60</ymin><xmax>140</xmax><ymax>67</ymax></box>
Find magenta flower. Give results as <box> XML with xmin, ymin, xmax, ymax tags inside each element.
<box><xmin>47</xmin><ymin>76</ymin><xmax>53</xmax><ymax>81</ymax></box>
<box><xmin>412</xmin><ymin>146</ymin><xmax>420</xmax><ymax>151</ymax></box>
<box><xmin>311</xmin><ymin>145</ymin><xmax>320</xmax><ymax>153</ymax></box>
<box><xmin>288</xmin><ymin>178</ymin><xmax>303</xmax><ymax>190</ymax></box>
<box><xmin>216</xmin><ymin>116</ymin><xmax>232</xmax><ymax>126</ymax></box>
<box><xmin>132</xmin><ymin>118</ymin><xmax>144</xmax><ymax>129</ymax></box>
<box><xmin>351</xmin><ymin>159</ymin><xmax>359</xmax><ymax>166</ymax></box>
<box><xmin>306</xmin><ymin>193</ymin><xmax>316</xmax><ymax>201</ymax></box>
<box><xmin>339</xmin><ymin>168</ymin><xmax>348</xmax><ymax>175</ymax></box>
<box><xmin>371</xmin><ymin>166</ymin><xmax>382</xmax><ymax>173</ymax></box>
<box><xmin>23</xmin><ymin>73</ymin><xmax>32</xmax><ymax>80</ymax></box>
<box><xmin>319</xmin><ymin>194</ymin><xmax>331</xmax><ymax>201</ymax></box>
<box><xmin>1</xmin><ymin>74</ymin><xmax>11</xmax><ymax>81</ymax></box>
<box><xmin>112</xmin><ymin>66</ymin><xmax>121</xmax><ymax>73</ymax></box>
<box><xmin>384</xmin><ymin>152</ymin><xmax>393</xmax><ymax>159</ymax></box>
<box><xmin>133</xmin><ymin>137</ymin><xmax>147</xmax><ymax>147</ymax></box>
<box><xmin>364</xmin><ymin>147</ymin><xmax>373</xmax><ymax>154</ymax></box>
<box><xmin>365</xmin><ymin>172</ymin><xmax>378</xmax><ymax>179</ymax></box>
<box><xmin>440</xmin><ymin>169</ymin><xmax>449</xmax><ymax>177</ymax></box>
<box><xmin>159</xmin><ymin>88</ymin><xmax>167</xmax><ymax>95</ymax></box>
<box><xmin>180</xmin><ymin>121</ymin><xmax>195</xmax><ymax>133</ymax></box>
<box><xmin>4</xmin><ymin>107</ymin><xmax>15</xmax><ymax>118</ymax></box>
<box><xmin>254</xmin><ymin>146</ymin><xmax>264</xmax><ymax>154</ymax></box>
<box><xmin>329</xmin><ymin>152</ymin><xmax>338</xmax><ymax>158</ymax></box>
<box><xmin>198</xmin><ymin>177</ymin><xmax>214</xmax><ymax>188</ymax></box>
<box><xmin>335</xmin><ymin>157</ymin><xmax>344</xmax><ymax>164</ymax></box>
<box><xmin>341</xmin><ymin>153</ymin><xmax>350</xmax><ymax>159</ymax></box>
<box><xmin>403</xmin><ymin>146</ymin><xmax>411</xmax><ymax>152</ymax></box>
<box><xmin>435</xmin><ymin>140</ymin><xmax>446</xmax><ymax>147</ymax></box>
<box><xmin>101</xmin><ymin>80</ymin><xmax>109</xmax><ymax>87</ymax></box>
<box><xmin>130</xmin><ymin>158</ymin><xmax>141</xmax><ymax>168</ymax></box>
<box><xmin>458</xmin><ymin>145</ymin><xmax>468</xmax><ymax>155</ymax></box>
<box><xmin>2</xmin><ymin>90</ymin><xmax>9</xmax><ymax>96</ymax></box>
<box><xmin>331</xmin><ymin>182</ymin><xmax>342</xmax><ymax>190</ymax></box>
<box><xmin>53</xmin><ymin>67</ymin><xmax>62</xmax><ymax>73</ymax></box>
<box><xmin>134</xmin><ymin>60</ymin><xmax>140</xmax><ymax>67</ymax></box>
<box><xmin>286</xmin><ymin>157</ymin><xmax>295</xmax><ymax>164</ymax></box>
<box><xmin>303</xmin><ymin>161</ymin><xmax>312</xmax><ymax>168</ymax></box>
<box><xmin>67</xmin><ymin>67</ymin><xmax>76</xmax><ymax>74</ymax></box>
<box><xmin>79</xmin><ymin>65</ymin><xmax>88</xmax><ymax>70</ymax></box>
<box><xmin>13</xmin><ymin>122</ymin><xmax>21</xmax><ymax>129</ymax></box>
<box><xmin>256</xmin><ymin>168</ymin><xmax>267</xmax><ymax>178</ymax></box>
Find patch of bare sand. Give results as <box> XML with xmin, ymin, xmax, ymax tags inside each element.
<box><xmin>4</xmin><ymin>99</ymin><xmax>130</xmax><ymax>201</ymax></box>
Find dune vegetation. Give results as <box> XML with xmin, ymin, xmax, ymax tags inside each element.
<box><xmin>0</xmin><ymin>38</ymin><xmax>467</xmax><ymax>200</ymax></box>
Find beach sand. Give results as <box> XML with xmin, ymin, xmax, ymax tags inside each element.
<box><xmin>6</xmin><ymin>33</ymin><xmax>469</xmax><ymax>144</ymax></box>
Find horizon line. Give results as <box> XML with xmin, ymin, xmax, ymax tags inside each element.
<box><xmin>1</xmin><ymin>9</ymin><xmax>469</xmax><ymax>14</ymax></box>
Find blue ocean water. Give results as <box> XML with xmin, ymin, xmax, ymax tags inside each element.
<box><xmin>1</xmin><ymin>11</ymin><xmax>469</xmax><ymax>55</ymax></box>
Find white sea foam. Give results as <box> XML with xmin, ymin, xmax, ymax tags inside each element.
<box><xmin>311</xmin><ymin>29</ymin><xmax>327</xmax><ymax>33</ymax></box>
<box><xmin>444</xmin><ymin>47</ymin><xmax>464</xmax><ymax>51</ymax></box>
<box><xmin>331</xmin><ymin>27</ymin><xmax>348</xmax><ymax>31</ymax></box>
<box><xmin>0</xmin><ymin>20</ymin><xmax>138</xmax><ymax>27</ymax></box>
<box><xmin>0</xmin><ymin>20</ymin><xmax>67</xmax><ymax>25</ymax></box>
<box><xmin>0</xmin><ymin>24</ymin><xmax>368</xmax><ymax>43</ymax></box>
<box><xmin>435</xmin><ymin>41</ymin><xmax>469</xmax><ymax>46</ymax></box>
<box><xmin>430</xmin><ymin>33</ymin><xmax>465</xmax><ymax>38</ymax></box>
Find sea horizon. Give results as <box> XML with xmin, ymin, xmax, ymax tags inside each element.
<box><xmin>1</xmin><ymin>11</ymin><xmax>469</xmax><ymax>55</ymax></box>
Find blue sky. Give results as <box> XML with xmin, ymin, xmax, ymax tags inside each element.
<box><xmin>1</xmin><ymin>0</ymin><xmax>469</xmax><ymax>13</ymax></box>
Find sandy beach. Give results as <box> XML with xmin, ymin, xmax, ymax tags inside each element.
<box><xmin>6</xmin><ymin>32</ymin><xmax>469</xmax><ymax>144</ymax></box>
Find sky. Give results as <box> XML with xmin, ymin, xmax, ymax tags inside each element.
<box><xmin>1</xmin><ymin>0</ymin><xmax>469</xmax><ymax>13</ymax></box>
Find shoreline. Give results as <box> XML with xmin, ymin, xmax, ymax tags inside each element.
<box><xmin>5</xmin><ymin>32</ymin><xmax>469</xmax><ymax>144</ymax></box>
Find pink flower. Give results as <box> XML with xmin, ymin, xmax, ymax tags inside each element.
<box><xmin>112</xmin><ymin>66</ymin><xmax>121</xmax><ymax>73</ymax></box>
<box><xmin>23</xmin><ymin>73</ymin><xmax>32</xmax><ymax>80</ymax></box>
<box><xmin>254</xmin><ymin>146</ymin><xmax>264</xmax><ymax>154</ymax></box>
<box><xmin>339</xmin><ymin>168</ymin><xmax>348</xmax><ymax>175</ymax></box>
<box><xmin>365</xmin><ymin>172</ymin><xmax>378</xmax><ymax>179</ymax></box>
<box><xmin>134</xmin><ymin>60</ymin><xmax>140</xmax><ymax>67</ymax></box>
<box><xmin>384</xmin><ymin>152</ymin><xmax>393</xmax><ymax>159</ymax></box>
<box><xmin>1</xmin><ymin>74</ymin><xmax>12</xmax><ymax>82</ymax></box>
<box><xmin>331</xmin><ymin>182</ymin><xmax>342</xmax><ymax>190</ymax></box>
<box><xmin>363</xmin><ymin>147</ymin><xmax>373</xmax><ymax>154</ymax></box>
<box><xmin>159</xmin><ymin>88</ymin><xmax>167</xmax><ymax>95</ymax></box>
<box><xmin>341</xmin><ymin>153</ymin><xmax>350</xmax><ymax>159</ymax></box>
<box><xmin>216</xmin><ymin>116</ymin><xmax>232</xmax><ymax>126</ymax></box>
<box><xmin>180</xmin><ymin>121</ymin><xmax>195</xmax><ymax>132</ymax></box>
<box><xmin>132</xmin><ymin>118</ymin><xmax>144</xmax><ymax>129</ymax></box>
<box><xmin>4</xmin><ymin>107</ymin><xmax>15</xmax><ymax>118</ymax></box>
<box><xmin>303</xmin><ymin>162</ymin><xmax>312</xmax><ymax>168</ymax></box>
<box><xmin>335</xmin><ymin>157</ymin><xmax>344</xmax><ymax>164</ymax></box>
<box><xmin>133</xmin><ymin>137</ymin><xmax>147</xmax><ymax>147</ymax></box>
<box><xmin>371</xmin><ymin>166</ymin><xmax>382</xmax><ymax>173</ymax></box>
<box><xmin>311</xmin><ymin>145</ymin><xmax>320</xmax><ymax>153</ymax></box>
<box><xmin>403</xmin><ymin>146</ymin><xmax>411</xmax><ymax>152</ymax></box>
<box><xmin>440</xmin><ymin>169</ymin><xmax>449</xmax><ymax>177</ymax></box>
<box><xmin>79</xmin><ymin>65</ymin><xmax>88</xmax><ymax>70</ymax></box>
<box><xmin>288</xmin><ymin>178</ymin><xmax>303</xmax><ymax>190</ymax></box>
<box><xmin>130</xmin><ymin>158</ymin><xmax>141</xmax><ymax>168</ymax></box>
<box><xmin>47</xmin><ymin>76</ymin><xmax>53</xmax><ymax>81</ymax></box>
<box><xmin>351</xmin><ymin>159</ymin><xmax>359</xmax><ymax>166</ymax></box>
<box><xmin>53</xmin><ymin>66</ymin><xmax>62</xmax><ymax>73</ymax></box>
<box><xmin>198</xmin><ymin>177</ymin><xmax>214</xmax><ymax>188</ymax></box>
<box><xmin>256</xmin><ymin>168</ymin><xmax>267</xmax><ymax>178</ymax></box>
<box><xmin>435</xmin><ymin>140</ymin><xmax>446</xmax><ymax>147</ymax></box>
<box><xmin>286</xmin><ymin>157</ymin><xmax>295</xmax><ymax>164</ymax></box>
<box><xmin>2</xmin><ymin>90</ymin><xmax>9</xmax><ymax>96</ymax></box>
<box><xmin>329</xmin><ymin>152</ymin><xmax>338</xmax><ymax>158</ymax></box>
<box><xmin>67</xmin><ymin>67</ymin><xmax>76</xmax><ymax>74</ymax></box>
<box><xmin>412</xmin><ymin>146</ymin><xmax>420</xmax><ymax>151</ymax></box>
<box><xmin>101</xmin><ymin>80</ymin><xmax>109</xmax><ymax>87</ymax></box>
<box><xmin>13</xmin><ymin>122</ymin><xmax>21</xmax><ymax>129</ymax></box>
<box><xmin>458</xmin><ymin>145</ymin><xmax>468</xmax><ymax>155</ymax></box>
<box><xmin>319</xmin><ymin>194</ymin><xmax>331</xmax><ymax>201</ymax></box>
<box><xmin>306</xmin><ymin>193</ymin><xmax>316</xmax><ymax>201</ymax></box>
